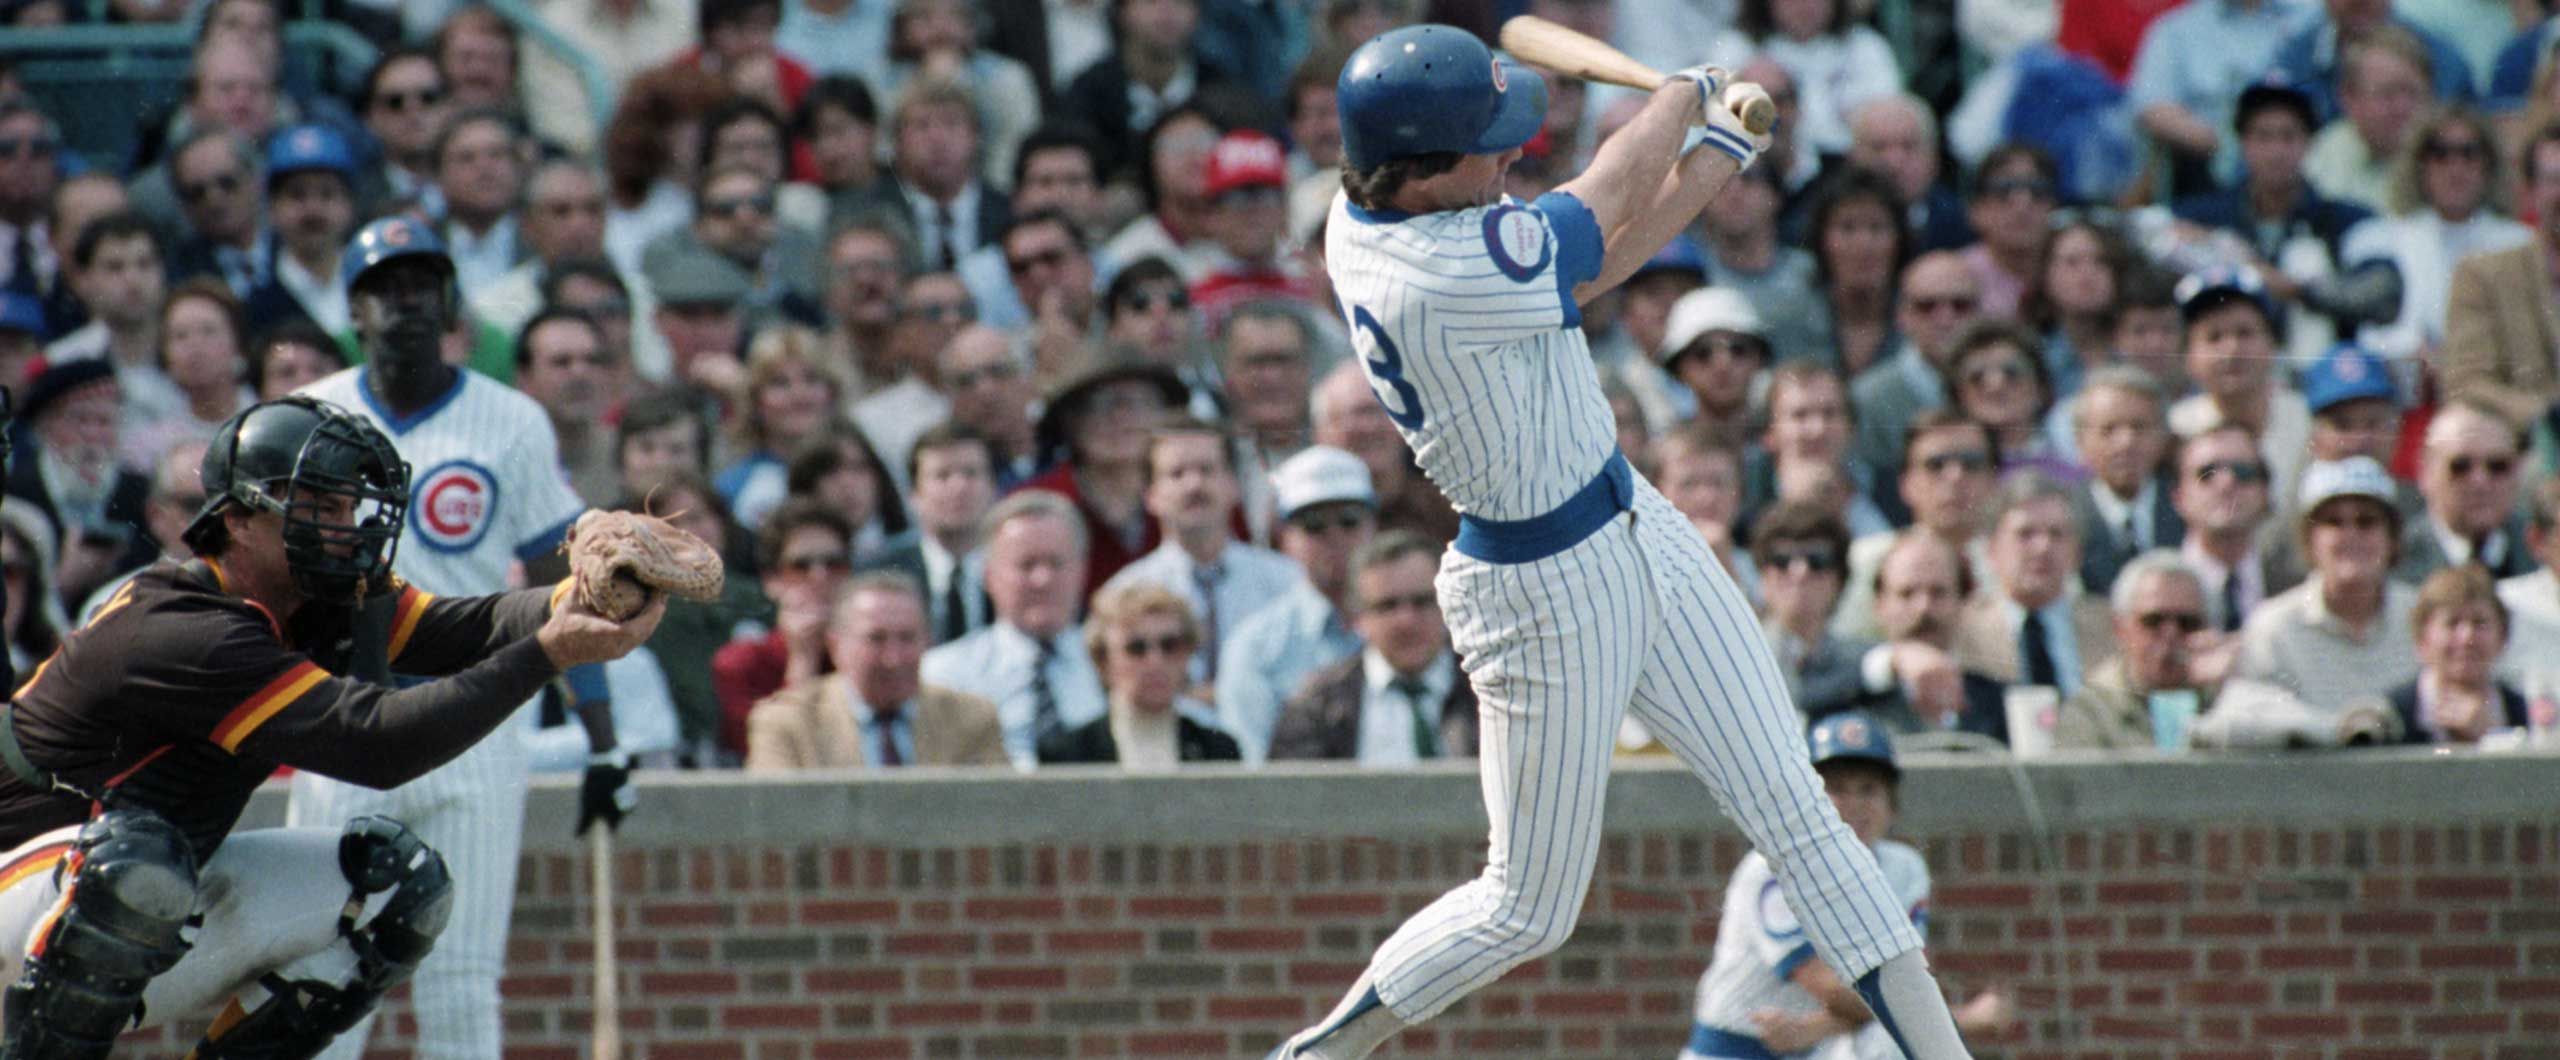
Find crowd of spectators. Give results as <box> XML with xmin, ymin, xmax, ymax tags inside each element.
<box><xmin>2</xmin><ymin>0</ymin><xmax>2558</xmax><ymax>771</ymax></box>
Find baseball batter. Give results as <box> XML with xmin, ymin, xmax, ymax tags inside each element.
<box><xmin>285</xmin><ymin>217</ymin><xmax>634</xmax><ymax>1059</ymax></box>
<box><xmin>1275</xmin><ymin>25</ymin><xmax>1971</xmax><ymax>1060</ymax></box>
<box><xmin>0</xmin><ymin>396</ymin><xmax>662</xmax><ymax>1058</ymax></box>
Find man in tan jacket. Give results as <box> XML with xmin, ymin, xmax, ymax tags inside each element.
<box><xmin>2056</xmin><ymin>550</ymin><xmax>2229</xmax><ymax>751</ymax></box>
<box><xmin>2441</xmin><ymin>121</ymin><xmax>2560</xmax><ymax>429</ymax></box>
<box><xmin>746</xmin><ymin>571</ymin><xmax>1008</xmax><ymax>770</ymax></box>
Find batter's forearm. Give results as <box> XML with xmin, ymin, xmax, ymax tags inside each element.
<box><xmin>1585</xmin><ymin>145</ymin><xmax>1741</xmax><ymax>294</ymax></box>
<box><xmin>1560</xmin><ymin>84</ymin><xmax>1698</xmax><ymax>254</ymax></box>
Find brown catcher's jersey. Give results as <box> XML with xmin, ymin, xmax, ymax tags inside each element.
<box><xmin>0</xmin><ymin>559</ymin><xmax>563</xmax><ymax>859</ymax></box>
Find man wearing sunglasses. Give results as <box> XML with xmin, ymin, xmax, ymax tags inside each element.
<box><xmin>1848</xmin><ymin>251</ymin><xmax>1983</xmax><ymax>472</ymax></box>
<box><xmin>0</xmin><ymin>101</ymin><xmax>61</xmax><ymax>311</ymax></box>
<box><xmin>1268</xmin><ymin>530</ymin><xmax>1474</xmax><ymax>764</ymax></box>
<box><xmin>648</xmin><ymin>162</ymin><xmax>824</xmax><ymax>326</ymax></box>
<box><xmin>2172</xmin><ymin>424</ymin><xmax>2302</xmax><ymax>633</ymax></box>
<box><xmin>1216</xmin><ymin>445</ymin><xmax>1375</xmax><ymax>762</ymax></box>
<box><xmin>1748</xmin><ymin>502</ymin><xmax>1868</xmax><ymax>721</ymax></box>
<box><xmin>2397</xmin><ymin>398</ymin><xmax>2537</xmax><ymax>582</ymax></box>
<box><xmin>165</xmin><ymin>130</ymin><xmax>275</xmax><ymax>301</ymax></box>
<box><xmin>1834</xmin><ymin>411</ymin><xmax>1997</xmax><ymax>643</ymax></box>
<box><xmin>2056</xmin><ymin>550</ymin><xmax>2224</xmax><ymax>751</ymax></box>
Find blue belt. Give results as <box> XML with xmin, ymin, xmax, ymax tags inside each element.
<box><xmin>1453</xmin><ymin>450</ymin><xmax>1635</xmax><ymax>564</ymax></box>
<box><xmin>1686</xmin><ymin>1025</ymin><xmax>1779</xmax><ymax>1059</ymax></box>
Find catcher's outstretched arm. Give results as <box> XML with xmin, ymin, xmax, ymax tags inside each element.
<box><xmin>524</xmin><ymin>546</ymin><xmax>618</xmax><ymax>755</ymax></box>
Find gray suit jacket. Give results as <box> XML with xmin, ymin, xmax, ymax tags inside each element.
<box><xmin>1268</xmin><ymin>656</ymin><xmax>1480</xmax><ymax>761</ymax></box>
<box><xmin>2393</xmin><ymin>511</ymin><xmax>2539</xmax><ymax>584</ymax></box>
<box><xmin>2071</xmin><ymin>474</ymin><xmax>2187</xmax><ymax>596</ymax></box>
<box><xmin>1849</xmin><ymin>346</ymin><xmax>1947</xmax><ymax>473</ymax></box>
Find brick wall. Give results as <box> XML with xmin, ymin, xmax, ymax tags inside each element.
<box><xmin>121</xmin><ymin>754</ymin><xmax>2560</xmax><ymax>1058</ymax></box>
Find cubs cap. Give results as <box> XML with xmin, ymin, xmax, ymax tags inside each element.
<box><xmin>1272</xmin><ymin>446</ymin><xmax>1377</xmax><ymax>520</ymax></box>
<box><xmin>2301</xmin><ymin>343</ymin><xmax>2397</xmax><ymax>415</ymax></box>
<box><xmin>1337</xmin><ymin>24</ymin><xmax>1547</xmax><ymax>171</ymax></box>
<box><xmin>265</xmin><ymin>123</ymin><xmax>357</xmax><ymax>187</ymax></box>
<box><xmin>1808</xmin><ymin>711</ymin><xmax>1898</xmax><ymax>780</ymax></box>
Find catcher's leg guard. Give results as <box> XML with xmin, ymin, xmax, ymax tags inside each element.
<box><xmin>0</xmin><ymin>810</ymin><xmax>200</xmax><ymax>1060</ymax></box>
<box><xmin>187</xmin><ymin>817</ymin><xmax>452</xmax><ymax>1060</ymax></box>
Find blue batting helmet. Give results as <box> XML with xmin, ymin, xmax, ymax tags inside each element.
<box><xmin>339</xmin><ymin>215</ymin><xmax>455</xmax><ymax>293</ymax></box>
<box><xmin>1336</xmin><ymin>24</ymin><xmax>1547</xmax><ymax>171</ymax></box>
<box><xmin>1808</xmin><ymin>712</ymin><xmax>1898</xmax><ymax>780</ymax></box>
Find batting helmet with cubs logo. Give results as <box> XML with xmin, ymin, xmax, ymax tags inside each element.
<box><xmin>1336</xmin><ymin>24</ymin><xmax>1547</xmax><ymax>171</ymax></box>
<box><xmin>339</xmin><ymin>215</ymin><xmax>456</xmax><ymax>295</ymax></box>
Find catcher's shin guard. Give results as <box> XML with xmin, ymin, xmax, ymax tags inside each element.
<box><xmin>186</xmin><ymin>817</ymin><xmax>452</xmax><ymax>1060</ymax></box>
<box><xmin>1</xmin><ymin>811</ymin><xmax>200</xmax><ymax>1060</ymax></box>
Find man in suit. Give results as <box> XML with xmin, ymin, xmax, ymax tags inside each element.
<box><xmin>864</xmin><ymin>422</ymin><xmax>1000</xmax><ymax>646</ymax></box>
<box><xmin>2397</xmin><ymin>398</ymin><xmax>2538</xmax><ymax>583</ymax></box>
<box><xmin>2057</xmin><ymin>551</ymin><xmax>2225</xmax><ymax>751</ymax></box>
<box><xmin>746</xmin><ymin>571</ymin><xmax>1008</xmax><ymax>770</ymax></box>
<box><xmin>1842</xmin><ymin>95</ymin><xmax>1975</xmax><ymax>253</ymax></box>
<box><xmin>2</xmin><ymin>359</ymin><xmax>157</xmax><ymax>608</ymax></box>
<box><xmin>1098</xmin><ymin>417</ymin><xmax>1302</xmax><ymax>683</ymax></box>
<box><xmin>2174</xmin><ymin>423</ymin><xmax>2304</xmax><ymax>633</ymax></box>
<box><xmin>1269</xmin><ymin>530</ymin><xmax>1480</xmax><ymax>764</ymax></box>
<box><xmin>1953</xmin><ymin>474</ymin><xmax>2116</xmax><ymax>697</ymax></box>
<box><xmin>164</xmin><ymin>129</ymin><xmax>279</xmax><ymax>301</ymax></box>
<box><xmin>921</xmin><ymin>490</ymin><xmax>1112</xmax><ymax>764</ymax></box>
<box><xmin>0</xmin><ymin>101</ymin><xmax>68</xmax><ymax>325</ymax></box>
<box><xmin>1849</xmin><ymin>531</ymin><xmax>2008</xmax><ymax>742</ymax></box>
<box><xmin>1849</xmin><ymin>252</ymin><xmax>1982</xmax><ymax>472</ymax></box>
<box><xmin>2070</xmin><ymin>365</ymin><xmax>2184</xmax><ymax>596</ymax></box>
<box><xmin>2441</xmin><ymin>120</ymin><xmax>2560</xmax><ymax>429</ymax></box>
<box><xmin>1054</xmin><ymin>0</ymin><xmax>1237</xmax><ymax>182</ymax></box>
<box><xmin>1751</xmin><ymin>501</ymin><xmax>1871</xmax><ymax>722</ymax></box>
<box><xmin>848</xmin><ymin>78</ymin><xmax>1013</xmax><ymax>273</ymax></box>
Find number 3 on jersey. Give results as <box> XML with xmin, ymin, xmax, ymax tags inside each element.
<box><xmin>1352</xmin><ymin>305</ymin><xmax>1426</xmax><ymax>430</ymax></box>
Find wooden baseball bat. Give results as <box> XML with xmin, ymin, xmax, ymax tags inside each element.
<box><xmin>590</xmin><ymin>827</ymin><xmax>620</xmax><ymax>1060</ymax></box>
<box><xmin>1497</xmin><ymin>15</ymin><xmax>1776</xmax><ymax>135</ymax></box>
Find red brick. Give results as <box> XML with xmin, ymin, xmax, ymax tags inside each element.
<box><xmin>503</xmin><ymin>973</ymin><xmax>575</xmax><ymax>999</ymax></box>
<box><xmin>1129</xmin><ymin>1032</ymin><xmax>1228</xmax><ymax>1056</ymax></box>
<box><xmin>812</xmin><ymin>1041</ymin><xmax>915</xmax><ymax>1060</ymax></box>
<box><xmin>2415</xmin><ymin>1012</ymin><xmax>2511</xmax><ymax>1035</ymax></box>
<box><xmin>2096</xmin><ymin>948</ymin><xmax>2194</xmax><ymax>974</ymax></box>
<box><xmin>2178</xmin><ymin>980</ymin><xmax>2269</xmax><ymax>1006</ymax></box>
<box><xmin>2099</xmin><ymin>881</ymin><xmax>2191</xmax><ymax>904</ymax></box>
<box><xmin>2334</xmin><ymin>979</ymin><xmax>2432</xmax><ymax>1004</ymax></box>
<box><xmin>2498</xmin><ymin>978</ymin><xmax>2560</xmax><ymax>1002</ymax></box>
<box><xmin>969</xmin><ymin>966</ymin><xmax>1069</xmax><ymax>991</ymax></box>
<box><xmin>1127</xmin><ymin>896</ymin><xmax>1226</xmax><ymax>918</ymax></box>
<box><xmin>2416</xmin><ymin>876</ymin><xmax>2515</xmax><ymax>901</ymax></box>
<box><xmin>989</xmin><ymin>932</ymin><xmax>1035</xmax><ymax>957</ymax></box>
<box><xmin>641</xmin><ymin>971</ymin><xmax>743</xmax><ymax>995</ymax></box>
<box><xmin>1048</xmin><ymin>930</ymin><xmax>1145</xmax><ymax>956</ymax></box>
<box><xmin>1607</xmin><ymin>887</ymin><xmax>1688</xmax><ymax>914</ymax></box>
<box><xmin>2255</xmin><ymin>1013</ymin><xmax>2350</xmax><ymax>1038</ymax></box>
<box><xmin>887</xmin><ymin>1001</ymin><xmax>985</xmax><ymax>1027</ymax></box>
<box><xmin>1531</xmin><ymin>991</ymin><xmax>1630</xmax><ymax>1017</ymax></box>
<box><xmin>1290</xmin><ymin>893</ymin><xmax>1389</xmax><ymax>918</ymax></box>
<box><xmin>639</xmin><ymin>901</ymin><xmax>733</xmax><ymax>927</ymax></box>
<box><xmin>1934</xmin><ymin>883</ymin><xmax>2035</xmax><ymax>909</ymax></box>
<box><xmin>2259</xmin><ymin>946</ymin><xmax>2355</xmax><ymax>971</ymax></box>
<box><xmin>653</xmin><ymin>1045</ymin><xmax>747</xmax><ymax>1060</ymax></box>
<box><xmin>2337</xmin><ymin>1051</ymin><xmax>2430</xmax><ymax>1060</ymax></box>
<box><xmin>806</xmin><ymin>968</ymin><xmax>904</xmax><ymax>993</ymax></box>
<box><xmin>1450</xmin><ymin>1028</ymin><xmax>1549</xmax><ymax>1051</ymax></box>
<box><xmin>963</xmin><ymin>897</ymin><xmax>1066</xmax><ymax>921</ymax></box>
<box><xmin>802</xmin><ymin>900</ymin><xmax>899</xmax><ymax>924</ymax></box>
<box><xmin>1207</xmin><ymin>996</ymin><xmax>1304</xmax><ymax>1021</ymax></box>
<box><xmin>1287</xmin><ymin>960</ymin><xmax>1370</xmax><ymax>987</ymax></box>
<box><xmin>2181</xmin><ymin>913</ymin><xmax>2275</xmax><ymax>938</ymax></box>
<box><xmin>725</xmin><ymin>1004</ymin><xmax>824</xmax><ymax>1030</ymax></box>
<box><xmin>2090</xmin><ymin>1015</ymin><xmax>2184</xmax><ymax>1039</ymax></box>
<box><xmin>1208</xmin><ymin>927</ymin><xmax>1307</xmax><ymax>953</ymax></box>
<box><xmin>2420</xmin><ymin>945</ymin><xmax>2517</xmax><ymax>970</ymax></box>
<box><xmin>2341</xmin><ymin>910</ymin><xmax>2435</xmax><ymax>934</ymax></box>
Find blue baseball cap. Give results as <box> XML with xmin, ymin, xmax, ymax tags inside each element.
<box><xmin>2174</xmin><ymin>265</ymin><xmax>2279</xmax><ymax>330</ymax></box>
<box><xmin>265</xmin><ymin>124</ymin><xmax>357</xmax><ymax>187</ymax></box>
<box><xmin>0</xmin><ymin>292</ymin><xmax>47</xmax><ymax>341</ymax></box>
<box><xmin>1808</xmin><ymin>711</ymin><xmax>1897</xmax><ymax>778</ymax></box>
<box><xmin>1630</xmin><ymin>235</ymin><xmax>1707</xmax><ymax>284</ymax></box>
<box><xmin>2301</xmin><ymin>343</ymin><xmax>2397</xmax><ymax>415</ymax></box>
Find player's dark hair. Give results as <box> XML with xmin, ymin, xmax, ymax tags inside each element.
<box><xmin>755</xmin><ymin>496</ymin><xmax>856</xmax><ymax>575</ymax></box>
<box><xmin>783</xmin><ymin>424</ymin><xmax>913</xmax><ymax>538</ymax></box>
<box><xmin>1898</xmin><ymin>409</ymin><xmax>1996</xmax><ymax>476</ymax></box>
<box><xmin>513</xmin><ymin>307</ymin><xmax>604</xmax><ymax>371</ymax></box>
<box><xmin>245</xmin><ymin>318</ymin><xmax>348</xmax><ymax>396</ymax></box>
<box><xmin>71</xmin><ymin>211</ymin><xmax>162</xmax><ymax>270</ymax></box>
<box><xmin>1804</xmin><ymin>166</ymin><xmax>1909</xmax><ymax>285</ymax></box>
<box><xmin>1748</xmin><ymin>501</ymin><xmax>1851</xmax><ymax>575</ymax></box>
<box><xmin>906</xmin><ymin>420</ymin><xmax>1001</xmax><ymax>486</ymax></box>
<box><xmin>1340</xmin><ymin>152</ymin><xmax>1464</xmax><ymax>213</ymax></box>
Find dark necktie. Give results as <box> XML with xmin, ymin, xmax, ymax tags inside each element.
<box><xmin>1030</xmin><ymin>637</ymin><xmax>1061</xmax><ymax>739</ymax></box>
<box><xmin>939</xmin><ymin>564</ymin><xmax>968</xmax><ymax>643</ymax></box>
<box><xmin>5</xmin><ymin>232</ymin><xmax>36</xmax><ymax>298</ymax></box>
<box><xmin>1192</xmin><ymin>562</ymin><xmax>1223</xmax><ymax>680</ymax></box>
<box><xmin>2220</xmin><ymin>570</ymin><xmax>2244</xmax><ymax>633</ymax></box>
<box><xmin>875</xmin><ymin>708</ymin><xmax>905</xmax><ymax>767</ymax></box>
<box><xmin>1394</xmin><ymin>675</ymin><xmax>1436</xmax><ymax>759</ymax></box>
<box><xmin>2120</xmin><ymin>512</ymin><xmax>2141</xmax><ymax>557</ymax></box>
<box><xmin>2020</xmin><ymin>609</ymin><xmax>2059</xmax><ymax>688</ymax></box>
<box><xmin>935</xmin><ymin>201</ymin><xmax>959</xmax><ymax>270</ymax></box>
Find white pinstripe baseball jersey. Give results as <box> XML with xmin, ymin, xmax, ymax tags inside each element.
<box><xmin>1687</xmin><ymin>841</ymin><xmax>1931</xmax><ymax>1052</ymax></box>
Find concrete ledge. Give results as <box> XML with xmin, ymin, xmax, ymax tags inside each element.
<box><xmin>241</xmin><ymin>747</ymin><xmax>2560</xmax><ymax>851</ymax></box>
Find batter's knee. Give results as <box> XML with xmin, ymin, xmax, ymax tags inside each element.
<box><xmin>2</xmin><ymin>810</ymin><xmax>199</xmax><ymax>1060</ymax></box>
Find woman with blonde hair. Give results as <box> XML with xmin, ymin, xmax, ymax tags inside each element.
<box><xmin>2339</xmin><ymin>106</ymin><xmax>2527</xmax><ymax>382</ymax></box>
<box><xmin>1038</xmin><ymin>583</ymin><xmax>1242</xmax><ymax>767</ymax></box>
<box><xmin>715</xmin><ymin>325</ymin><xmax>847</xmax><ymax>527</ymax></box>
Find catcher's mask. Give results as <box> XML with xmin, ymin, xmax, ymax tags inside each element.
<box><xmin>185</xmin><ymin>396</ymin><xmax>412</xmax><ymax>604</ymax></box>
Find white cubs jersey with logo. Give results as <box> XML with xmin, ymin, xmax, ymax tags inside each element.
<box><xmin>1687</xmin><ymin>841</ymin><xmax>1932</xmax><ymax>1051</ymax></box>
<box><xmin>299</xmin><ymin>368</ymin><xmax>584</xmax><ymax>597</ymax></box>
<box><xmin>1323</xmin><ymin>190</ymin><xmax>1615</xmax><ymax>521</ymax></box>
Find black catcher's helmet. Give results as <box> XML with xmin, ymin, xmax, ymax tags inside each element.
<box><xmin>184</xmin><ymin>396</ymin><xmax>411</xmax><ymax>603</ymax></box>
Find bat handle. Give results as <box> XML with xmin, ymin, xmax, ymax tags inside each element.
<box><xmin>591</xmin><ymin>827</ymin><xmax>620</xmax><ymax>1060</ymax></box>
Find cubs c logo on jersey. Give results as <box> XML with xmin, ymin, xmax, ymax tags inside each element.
<box><xmin>410</xmin><ymin>460</ymin><xmax>501</xmax><ymax>552</ymax></box>
<box><xmin>1482</xmin><ymin>205</ymin><xmax>1551</xmax><ymax>283</ymax></box>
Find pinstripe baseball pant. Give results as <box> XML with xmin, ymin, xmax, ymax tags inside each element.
<box><xmin>1356</xmin><ymin>479</ymin><xmax>1923</xmax><ymax>1023</ymax></box>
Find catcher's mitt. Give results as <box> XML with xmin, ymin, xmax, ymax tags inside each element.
<box><xmin>563</xmin><ymin>509</ymin><xmax>725</xmax><ymax>620</ymax></box>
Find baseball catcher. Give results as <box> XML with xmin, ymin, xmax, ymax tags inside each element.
<box><xmin>0</xmin><ymin>395</ymin><xmax>665</xmax><ymax>1058</ymax></box>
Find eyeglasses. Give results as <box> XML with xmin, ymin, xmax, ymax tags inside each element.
<box><xmin>2446</xmin><ymin>455</ymin><xmax>2514</xmax><ymax>479</ymax></box>
<box><xmin>903</xmin><ymin>300</ymin><xmax>974</xmax><ymax>323</ymax></box>
<box><xmin>1364</xmin><ymin>591</ymin><xmax>1438</xmax><ymax>615</ymax></box>
<box><xmin>2311</xmin><ymin>509</ymin><xmax>2391</xmax><ymax>532</ymax></box>
<box><xmin>1764</xmin><ymin>549</ymin><xmax>1839</xmax><ymax>574</ymax></box>
<box><xmin>1117</xmin><ymin>634</ymin><xmax>1193</xmax><ymax>658</ymax></box>
<box><xmin>2422</xmin><ymin>139</ymin><xmax>2486</xmax><ymax>162</ymax></box>
<box><xmin>2193</xmin><ymin>460</ymin><xmax>2267</xmax><ymax>485</ymax></box>
<box><xmin>1680</xmin><ymin>334</ymin><xmax>1767</xmax><ymax>364</ymax></box>
<box><xmin>373</xmin><ymin>88</ymin><xmax>445</xmax><ymax>112</ymax></box>
<box><xmin>1007</xmin><ymin>245</ymin><xmax>1075</xmax><ymax>277</ymax></box>
<box><xmin>1288</xmin><ymin>511</ymin><xmax>1371</xmax><ymax>535</ymax></box>
<box><xmin>783</xmin><ymin>552</ymin><xmax>852</xmax><ymax>574</ymax></box>
<box><xmin>1918</xmin><ymin>450</ymin><xmax>1993</xmax><ymax>475</ymax></box>
<box><xmin>1216</xmin><ymin>186</ymin><xmax>1285</xmax><ymax>207</ymax></box>
<box><xmin>1119</xmin><ymin>288</ymin><xmax>1190</xmax><ymax>313</ymax></box>
<box><xmin>1907</xmin><ymin>294</ymin><xmax>1978</xmax><ymax>316</ymax></box>
<box><xmin>179</xmin><ymin>172</ymin><xmax>243</xmax><ymax>205</ymax></box>
<box><xmin>705</xmin><ymin>192</ymin><xmax>776</xmax><ymax>218</ymax></box>
<box><xmin>942</xmin><ymin>360</ymin><xmax>1021</xmax><ymax>389</ymax></box>
<box><xmin>2134</xmin><ymin>611</ymin><xmax>2205</xmax><ymax>634</ymax></box>
<box><xmin>1982</xmin><ymin>177</ymin><xmax>2055</xmax><ymax>201</ymax></box>
<box><xmin>0</xmin><ymin>136</ymin><xmax>58</xmax><ymax>160</ymax></box>
<box><xmin>1962</xmin><ymin>361</ymin><xmax>2031</xmax><ymax>388</ymax></box>
<box><xmin>562</xmin><ymin>298</ymin><xmax>631</xmax><ymax>319</ymax></box>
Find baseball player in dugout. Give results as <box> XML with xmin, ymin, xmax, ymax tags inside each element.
<box><xmin>0</xmin><ymin>393</ymin><xmax>665</xmax><ymax>1058</ymax></box>
<box><xmin>1276</xmin><ymin>23</ymin><xmax>1976</xmax><ymax>1060</ymax></box>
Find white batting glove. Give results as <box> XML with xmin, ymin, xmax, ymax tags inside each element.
<box><xmin>1695</xmin><ymin>84</ymin><xmax>1771</xmax><ymax>169</ymax></box>
<box><xmin>1665</xmin><ymin>64</ymin><xmax>1729</xmax><ymax>123</ymax></box>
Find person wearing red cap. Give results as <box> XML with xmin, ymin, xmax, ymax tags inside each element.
<box><xmin>1189</xmin><ymin>130</ymin><xmax>1325</xmax><ymax>330</ymax></box>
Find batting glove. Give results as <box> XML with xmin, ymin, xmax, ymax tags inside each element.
<box><xmin>579</xmin><ymin>748</ymin><xmax>637</xmax><ymax>836</ymax></box>
<box><xmin>1665</xmin><ymin>64</ymin><xmax>1729</xmax><ymax>121</ymax></box>
<box><xmin>1694</xmin><ymin>87</ymin><xmax>1771</xmax><ymax>169</ymax></box>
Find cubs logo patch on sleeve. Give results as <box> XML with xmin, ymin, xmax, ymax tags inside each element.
<box><xmin>1482</xmin><ymin>205</ymin><xmax>1552</xmax><ymax>282</ymax></box>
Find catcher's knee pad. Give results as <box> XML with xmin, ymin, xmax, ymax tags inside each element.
<box><xmin>1</xmin><ymin>811</ymin><xmax>199</xmax><ymax>1060</ymax></box>
<box><xmin>186</xmin><ymin>817</ymin><xmax>452</xmax><ymax>1059</ymax></box>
